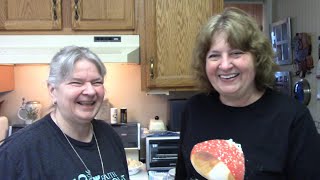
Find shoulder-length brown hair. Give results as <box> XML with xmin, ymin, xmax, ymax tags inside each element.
<box><xmin>192</xmin><ymin>7</ymin><xmax>278</xmax><ymax>93</ymax></box>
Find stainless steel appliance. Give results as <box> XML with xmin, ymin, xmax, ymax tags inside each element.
<box><xmin>146</xmin><ymin>135</ymin><xmax>180</xmax><ymax>171</ymax></box>
<box><xmin>0</xmin><ymin>35</ymin><xmax>140</xmax><ymax>64</ymax></box>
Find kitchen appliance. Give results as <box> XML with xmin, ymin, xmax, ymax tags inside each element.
<box><xmin>111</xmin><ymin>122</ymin><xmax>140</xmax><ymax>149</ymax></box>
<box><xmin>17</xmin><ymin>99</ymin><xmax>42</xmax><ymax>124</ymax></box>
<box><xmin>149</xmin><ymin>116</ymin><xmax>166</xmax><ymax>132</ymax></box>
<box><xmin>0</xmin><ymin>35</ymin><xmax>140</xmax><ymax>64</ymax></box>
<box><xmin>146</xmin><ymin>134</ymin><xmax>180</xmax><ymax>171</ymax></box>
<box><xmin>168</xmin><ymin>99</ymin><xmax>187</xmax><ymax>132</ymax></box>
<box><xmin>111</xmin><ymin>122</ymin><xmax>141</xmax><ymax>162</ymax></box>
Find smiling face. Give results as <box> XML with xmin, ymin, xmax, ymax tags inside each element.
<box><xmin>49</xmin><ymin>59</ymin><xmax>105</xmax><ymax>125</ymax></box>
<box><xmin>206</xmin><ymin>32</ymin><xmax>257</xmax><ymax>102</ymax></box>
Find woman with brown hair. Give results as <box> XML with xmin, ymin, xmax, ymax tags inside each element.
<box><xmin>175</xmin><ymin>7</ymin><xmax>320</xmax><ymax>180</ymax></box>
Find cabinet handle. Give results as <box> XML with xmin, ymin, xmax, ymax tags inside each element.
<box><xmin>74</xmin><ymin>0</ymin><xmax>79</xmax><ymax>20</ymax></box>
<box><xmin>150</xmin><ymin>58</ymin><xmax>154</xmax><ymax>79</ymax></box>
<box><xmin>52</xmin><ymin>0</ymin><xmax>57</xmax><ymax>20</ymax></box>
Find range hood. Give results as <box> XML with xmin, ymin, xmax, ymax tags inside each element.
<box><xmin>0</xmin><ymin>35</ymin><xmax>140</xmax><ymax>64</ymax></box>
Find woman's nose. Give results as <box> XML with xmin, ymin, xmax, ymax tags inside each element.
<box><xmin>83</xmin><ymin>83</ymin><xmax>96</xmax><ymax>95</ymax></box>
<box><xmin>219</xmin><ymin>55</ymin><xmax>233</xmax><ymax>69</ymax></box>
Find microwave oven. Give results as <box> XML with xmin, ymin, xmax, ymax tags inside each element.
<box><xmin>146</xmin><ymin>135</ymin><xmax>180</xmax><ymax>171</ymax></box>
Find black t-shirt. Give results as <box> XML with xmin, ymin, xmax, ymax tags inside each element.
<box><xmin>0</xmin><ymin>114</ymin><xmax>129</xmax><ymax>180</ymax></box>
<box><xmin>175</xmin><ymin>89</ymin><xmax>320</xmax><ymax>180</ymax></box>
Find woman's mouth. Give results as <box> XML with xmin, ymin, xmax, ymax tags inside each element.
<box><xmin>77</xmin><ymin>101</ymin><xmax>95</xmax><ymax>106</ymax></box>
<box><xmin>219</xmin><ymin>73</ymin><xmax>239</xmax><ymax>79</ymax></box>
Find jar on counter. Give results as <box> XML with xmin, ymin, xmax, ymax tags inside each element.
<box><xmin>120</xmin><ymin>108</ymin><xmax>127</xmax><ymax>123</ymax></box>
<box><xmin>110</xmin><ymin>108</ymin><xmax>118</xmax><ymax>124</ymax></box>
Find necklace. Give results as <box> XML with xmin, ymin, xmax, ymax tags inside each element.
<box><xmin>59</xmin><ymin>121</ymin><xmax>105</xmax><ymax>178</ymax></box>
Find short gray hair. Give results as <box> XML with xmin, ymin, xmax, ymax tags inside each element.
<box><xmin>47</xmin><ymin>46</ymin><xmax>107</xmax><ymax>87</ymax></box>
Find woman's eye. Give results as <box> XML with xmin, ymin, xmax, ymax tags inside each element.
<box><xmin>69</xmin><ymin>82</ymin><xmax>82</xmax><ymax>86</ymax></box>
<box><xmin>207</xmin><ymin>54</ymin><xmax>220</xmax><ymax>60</ymax></box>
<box><xmin>230</xmin><ymin>51</ymin><xmax>244</xmax><ymax>57</ymax></box>
<box><xmin>93</xmin><ymin>81</ymin><xmax>104</xmax><ymax>86</ymax></box>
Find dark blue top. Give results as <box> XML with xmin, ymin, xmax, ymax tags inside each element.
<box><xmin>175</xmin><ymin>89</ymin><xmax>320</xmax><ymax>180</ymax></box>
<box><xmin>0</xmin><ymin>114</ymin><xmax>129</xmax><ymax>180</ymax></box>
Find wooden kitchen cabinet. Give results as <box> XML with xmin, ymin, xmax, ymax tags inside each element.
<box><xmin>142</xmin><ymin>0</ymin><xmax>223</xmax><ymax>90</ymax></box>
<box><xmin>224</xmin><ymin>3</ymin><xmax>263</xmax><ymax>30</ymax></box>
<box><xmin>0</xmin><ymin>0</ymin><xmax>61</xmax><ymax>30</ymax></box>
<box><xmin>0</xmin><ymin>65</ymin><xmax>14</xmax><ymax>92</ymax></box>
<box><xmin>0</xmin><ymin>0</ymin><xmax>135</xmax><ymax>31</ymax></box>
<box><xmin>72</xmin><ymin>0</ymin><xmax>135</xmax><ymax>30</ymax></box>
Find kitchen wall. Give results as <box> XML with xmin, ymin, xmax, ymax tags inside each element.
<box><xmin>0</xmin><ymin>64</ymin><xmax>169</xmax><ymax>128</ymax></box>
<box><xmin>272</xmin><ymin>0</ymin><xmax>320</xmax><ymax>132</ymax></box>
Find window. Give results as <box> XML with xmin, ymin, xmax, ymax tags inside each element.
<box><xmin>271</xmin><ymin>17</ymin><xmax>292</xmax><ymax>65</ymax></box>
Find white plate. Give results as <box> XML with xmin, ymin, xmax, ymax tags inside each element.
<box><xmin>128</xmin><ymin>161</ymin><xmax>143</xmax><ymax>176</ymax></box>
<box><xmin>168</xmin><ymin>168</ymin><xmax>175</xmax><ymax>177</ymax></box>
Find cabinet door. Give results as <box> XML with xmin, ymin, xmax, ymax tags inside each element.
<box><xmin>71</xmin><ymin>0</ymin><xmax>134</xmax><ymax>30</ymax></box>
<box><xmin>224</xmin><ymin>3</ymin><xmax>263</xmax><ymax>30</ymax></box>
<box><xmin>0</xmin><ymin>0</ymin><xmax>61</xmax><ymax>30</ymax></box>
<box><xmin>144</xmin><ymin>0</ymin><xmax>223</xmax><ymax>89</ymax></box>
<box><xmin>0</xmin><ymin>65</ymin><xmax>14</xmax><ymax>92</ymax></box>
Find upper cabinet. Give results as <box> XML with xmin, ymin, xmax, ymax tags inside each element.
<box><xmin>0</xmin><ymin>65</ymin><xmax>14</xmax><ymax>92</ymax></box>
<box><xmin>72</xmin><ymin>0</ymin><xmax>134</xmax><ymax>30</ymax></box>
<box><xmin>0</xmin><ymin>0</ymin><xmax>61</xmax><ymax>30</ymax></box>
<box><xmin>224</xmin><ymin>3</ymin><xmax>263</xmax><ymax>30</ymax></box>
<box><xmin>0</xmin><ymin>0</ymin><xmax>135</xmax><ymax>31</ymax></box>
<box><xmin>142</xmin><ymin>0</ymin><xmax>223</xmax><ymax>90</ymax></box>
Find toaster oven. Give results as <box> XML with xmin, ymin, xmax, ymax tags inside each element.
<box><xmin>146</xmin><ymin>135</ymin><xmax>180</xmax><ymax>171</ymax></box>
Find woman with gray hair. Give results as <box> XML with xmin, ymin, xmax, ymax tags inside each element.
<box><xmin>175</xmin><ymin>8</ymin><xmax>320</xmax><ymax>180</ymax></box>
<box><xmin>0</xmin><ymin>46</ymin><xmax>129</xmax><ymax>179</ymax></box>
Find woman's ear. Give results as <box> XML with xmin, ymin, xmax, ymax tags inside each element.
<box><xmin>48</xmin><ymin>83</ymin><xmax>57</xmax><ymax>104</ymax></box>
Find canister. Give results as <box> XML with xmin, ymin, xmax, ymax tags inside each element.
<box><xmin>110</xmin><ymin>108</ymin><xmax>118</xmax><ymax>124</ymax></box>
<box><xmin>120</xmin><ymin>108</ymin><xmax>127</xmax><ymax>123</ymax></box>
